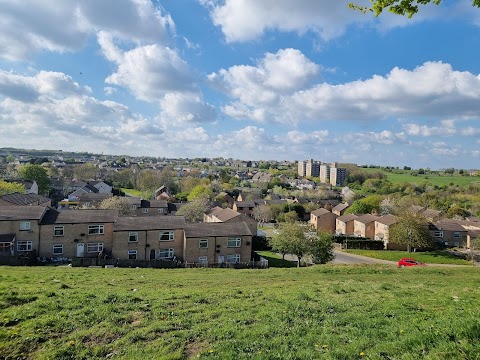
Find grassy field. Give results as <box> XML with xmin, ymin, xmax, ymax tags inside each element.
<box><xmin>121</xmin><ymin>188</ymin><xmax>143</xmax><ymax>197</ymax></box>
<box><xmin>346</xmin><ymin>250</ymin><xmax>472</xmax><ymax>265</ymax></box>
<box><xmin>1</xmin><ymin>266</ymin><xmax>480</xmax><ymax>359</ymax></box>
<box><xmin>361</xmin><ymin>168</ymin><xmax>480</xmax><ymax>187</ymax></box>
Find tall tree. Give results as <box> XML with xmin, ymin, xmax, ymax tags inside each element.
<box><xmin>74</xmin><ymin>163</ymin><xmax>97</xmax><ymax>181</ymax></box>
<box><xmin>389</xmin><ymin>213</ymin><xmax>433</xmax><ymax>252</ymax></box>
<box><xmin>349</xmin><ymin>0</ymin><xmax>480</xmax><ymax>18</ymax></box>
<box><xmin>18</xmin><ymin>164</ymin><xmax>50</xmax><ymax>194</ymax></box>
<box><xmin>175</xmin><ymin>196</ymin><xmax>210</xmax><ymax>223</ymax></box>
<box><xmin>310</xmin><ymin>231</ymin><xmax>335</xmax><ymax>264</ymax></box>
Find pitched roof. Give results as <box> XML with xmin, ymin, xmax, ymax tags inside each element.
<box><xmin>114</xmin><ymin>216</ymin><xmax>186</xmax><ymax>231</ymax></box>
<box><xmin>332</xmin><ymin>203</ymin><xmax>349</xmax><ymax>212</ymax></box>
<box><xmin>337</xmin><ymin>214</ymin><xmax>358</xmax><ymax>222</ymax></box>
<box><xmin>184</xmin><ymin>222</ymin><xmax>251</xmax><ymax>238</ymax></box>
<box><xmin>78</xmin><ymin>193</ymin><xmax>112</xmax><ymax>202</ymax></box>
<box><xmin>148</xmin><ymin>200</ymin><xmax>168</xmax><ymax>208</ymax></box>
<box><xmin>311</xmin><ymin>208</ymin><xmax>332</xmax><ymax>216</ymax></box>
<box><xmin>0</xmin><ymin>206</ymin><xmax>47</xmax><ymax>220</ymax></box>
<box><xmin>435</xmin><ymin>220</ymin><xmax>468</xmax><ymax>232</ymax></box>
<box><xmin>0</xmin><ymin>193</ymin><xmax>50</xmax><ymax>206</ymax></box>
<box><xmin>234</xmin><ymin>201</ymin><xmax>255</xmax><ymax>208</ymax></box>
<box><xmin>0</xmin><ymin>234</ymin><xmax>15</xmax><ymax>242</ymax></box>
<box><xmin>376</xmin><ymin>214</ymin><xmax>398</xmax><ymax>226</ymax></box>
<box><xmin>204</xmin><ymin>206</ymin><xmax>223</xmax><ymax>216</ymax></box>
<box><xmin>40</xmin><ymin>209</ymin><xmax>118</xmax><ymax>224</ymax></box>
<box><xmin>213</xmin><ymin>208</ymin><xmax>242</xmax><ymax>222</ymax></box>
<box><xmin>355</xmin><ymin>214</ymin><xmax>379</xmax><ymax>224</ymax></box>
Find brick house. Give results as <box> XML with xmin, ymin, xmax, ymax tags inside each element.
<box><xmin>232</xmin><ymin>201</ymin><xmax>256</xmax><ymax>217</ymax></box>
<box><xmin>335</xmin><ymin>214</ymin><xmax>358</xmax><ymax>236</ymax></box>
<box><xmin>0</xmin><ymin>206</ymin><xmax>47</xmax><ymax>256</ymax></box>
<box><xmin>112</xmin><ymin>216</ymin><xmax>186</xmax><ymax>261</ymax></box>
<box><xmin>332</xmin><ymin>203</ymin><xmax>350</xmax><ymax>216</ymax></box>
<box><xmin>39</xmin><ymin>209</ymin><xmax>118</xmax><ymax>258</ymax></box>
<box><xmin>430</xmin><ymin>220</ymin><xmax>468</xmax><ymax>248</ymax></box>
<box><xmin>310</xmin><ymin>208</ymin><xmax>337</xmax><ymax>233</ymax></box>
<box><xmin>374</xmin><ymin>215</ymin><xmax>399</xmax><ymax>249</ymax></box>
<box><xmin>353</xmin><ymin>214</ymin><xmax>379</xmax><ymax>239</ymax></box>
<box><xmin>204</xmin><ymin>207</ymin><xmax>257</xmax><ymax>236</ymax></box>
<box><xmin>183</xmin><ymin>222</ymin><xmax>252</xmax><ymax>265</ymax></box>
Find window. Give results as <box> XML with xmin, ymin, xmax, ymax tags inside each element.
<box><xmin>160</xmin><ymin>231</ymin><xmax>174</xmax><ymax>241</ymax></box>
<box><xmin>88</xmin><ymin>225</ymin><xmax>104</xmax><ymax>235</ymax></box>
<box><xmin>198</xmin><ymin>256</ymin><xmax>208</xmax><ymax>264</ymax></box>
<box><xmin>434</xmin><ymin>231</ymin><xmax>443</xmax><ymax>238</ymax></box>
<box><xmin>131</xmin><ymin>205</ymin><xmax>137</xmax><ymax>210</ymax></box>
<box><xmin>128</xmin><ymin>250</ymin><xmax>137</xmax><ymax>260</ymax></box>
<box><xmin>84</xmin><ymin>202</ymin><xmax>91</xmax><ymax>207</ymax></box>
<box><xmin>158</xmin><ymin>208</ymin><xmax>164</xmax><ymax>214</ymax></box>
<box><xmin>128</xmin><ymin>232</ymin><xmax>138</xmax><ymax>242</ymax></box>
<box><xmin>226</xmin><ymin>254</ymin><xmax>240</xmax><ymax>263</ymax></box>
<box><xmin>54</xmin><ymin>226</ymin><xmax>64</xmax><ymax>236</ymax></box>
<box><xmin>199</xmin><ymin>239</ymin><xmax>208</xmax><ymax>248</ymax></box>
<box><xmin>19</xmin><ymin>221</ymin><xmax>31</xmax><ymax>231</ymax></box>
<box><xmin>454</xmin><ymin>232</ymin><xmax>460</xmax><ymax>239</ymax></box>
<box><xmin>227</xmin><ymin>238</ymin><xmax>241</xmax><ymax>248</ymax></box>
<box><xmin>87</xmin><ymin>243</ymin><xmax>103</xmax><ymax>253</ymax></box>
<box><xmin>53</xmin><ymin>244</ymin><xmax>63</xmax><ymax>255</ymax></box>
<box><xmin>158</xmin><ymin>248</ymin><xmax>174</xmax><ymax>259</ymax></box>
<box><xmin>17</xmin><ymin>241</ymin><xmax>32</xmax><ymax>251</ymax></box>
<box><xmin>142</xmin><ymin>208</ymin><xmax>148</xmax><ymax>214</ymax></box>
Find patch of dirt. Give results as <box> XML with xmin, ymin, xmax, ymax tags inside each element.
<box><xmin>184</xmin><ymin>340</ymin><xmax>210</xmax><ymax>359</ymax></box>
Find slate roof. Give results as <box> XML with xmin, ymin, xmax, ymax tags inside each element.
<box><xmin>311</xmin><ymin>208</ymin><xmax>332</xmax><ymax>216</ymax></box>
<box><xmin>354</xmin><ymin>214</ymin><xmax>379</xmax><ymax>224</ymax></box>
<box><xmin>40</xmin><ymin>209</ymin><xmax>118</xmax><ymax>224</ymax></box>
<box><xmin>114</xmin><ymin>216</ymin><xmax>186</xmax><ymax>231</ymax></box>
<box><xmin>336</xmin><ymin>214</ymin><xmax>358</xmax><ymax>222</ymax></box>
<box><xmin>0</xmin><ymin>206</ymin><xmax>47</xmax><ymax>220</ymax></box>
<box><xmin>375</xmin><ymin>214</ymin><xmax>397</xmax><ymax>226</ymax></box>
<box><xmin>184</xmin><ymin>222</ymin><xmax>252</xmax><ymax>238</ymax></box>
<box><xmin>0</xmin><ymin>193</ymin><xmax>50</xmax><ymax>206</ymax></box>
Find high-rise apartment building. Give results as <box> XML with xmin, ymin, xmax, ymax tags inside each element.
<box><xmin>330</xmin><ymin>166</ymin><xmax>347</xmax><ymax>187</ymax></box>
<box><xmin>298</xmin><ymin>159</ymin><xmax>320</xmax><ymax>177</ymax></box>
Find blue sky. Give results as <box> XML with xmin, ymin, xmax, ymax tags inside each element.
<box><xmin>0</xmin><ymin>0</ymin><xmax>479</xmax><ymax>169</ymax></box>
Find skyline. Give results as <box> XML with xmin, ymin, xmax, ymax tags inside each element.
<box><xmin>0</xmin><ymin>1</ymin><xmax>479</xmax><ymax>168</ymax></box>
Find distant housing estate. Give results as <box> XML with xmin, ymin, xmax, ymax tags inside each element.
<box><xmin>298</xmin><ymin>159</ymin><xmax>347</xmax><ymax>187</ymax></box>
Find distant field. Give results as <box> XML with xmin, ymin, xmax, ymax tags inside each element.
<box><xmin>346</xmin><ymin>250</ymin><xmax>472</xmax><ymax>265</ymax></box>
<box><xmin>361</xmin><ymin>168</ymin><xmax>480</xmax><ymax>186</ymax></box>
<box><xmin>1</xmin><ymin>266</ymin><xmax>480</xmax><ymax>359</ymax></box>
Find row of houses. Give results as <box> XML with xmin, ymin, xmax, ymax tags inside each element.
<box><xmin>310</xmin><ymin>206</ymin><xmax>480</xmax><ymax>250</ymax></box>
<box><xmin>0</xmin><ymin>206</ymin><xmax>253</xmax><ymax>265</ymax></box>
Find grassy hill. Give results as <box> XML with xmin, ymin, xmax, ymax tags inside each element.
<box><xmin>361</xmin><ymin>167</ymin><xmax>480</xmax><ymax>187</ymax></box>
<box><xmin>1</xmin><ymin>266</ymin><xmax>480</xmax><ymax>359</ymax></box>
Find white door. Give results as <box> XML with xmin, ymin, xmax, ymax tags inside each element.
<box><xmin>76</xmin><ymin>243</ymin><xmax>85</xmax><ymax>257</ymax></box>
<box><xmin>217</xmin><ymin>255</ymin><xmax>224</xmax><ymax>263</ymax></box>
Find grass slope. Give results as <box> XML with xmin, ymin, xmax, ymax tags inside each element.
<box><xmin>346</xmin><ymin>250</ymin><xmax>472</xmax><ymax>265</ymax></box>
<box><xmin>1</xmin><ymin>266</ymin><xmax>480</xmax><ymax>359</ymax></box>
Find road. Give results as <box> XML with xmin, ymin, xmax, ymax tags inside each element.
<box><xmin>331</xmin><ymin>249</ymin><xmax>396</xmax><ymax>265</ymax></box>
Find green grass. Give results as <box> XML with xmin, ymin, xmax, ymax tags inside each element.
<box><xmin>1</xmin><ymin>266</ymin><xmax>480</xmax><ymax>359</ymax></box>
<box><xmin>346</xmin><ymin>250</ymin><xmax>472</xmax><ymax>265</ymax></box>
<box><xmin>256</xmin><ymin>251</ymin><xmax>297</xmax><ymax>267</ymax></box>
<box><xmin>121</xmin><ymin>188</ymin><xmax>143</xmax><ymax>197</ymax></box>
<box><xmin>362</xmin><ymin>168</ymin><xmax>480</xmax><ymax>187</ymax></box>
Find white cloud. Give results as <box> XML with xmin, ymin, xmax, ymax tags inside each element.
<box><xmin>104</xmin><ymin>87</ymin><xmax>117</xmax><ymax>96</ymax></box>
<box><xmin>159</xmin><ymin>92</ymin><xmax>216</xmax><ymax>123</ymax></box>
<box><xmin>211</xmin><ymin>58</ymin><xmax>480</xmax><ymax>124</ymax></box>
<box><xmin>403</xmin><ymin>121</ymin><xmax>457</xmax><ymax>137</ymax></box>
<box><xmin>285</xmin><ymin>130</ymin><xmax>329</xmax><ymax>144</ymax></box>
<box><xmin>0</xmin><ymin>0</ymin><xmax>174</xmax><ymax>62</ymax></box>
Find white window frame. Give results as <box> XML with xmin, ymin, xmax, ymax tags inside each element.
<box><xmin>158</xmin><ymin>208</ymin><xmax>164</xmax><ymax>214</ymax></box>
<box><xmin>198</xmin><ymin>256</ymin><xmax>208</xmax><ymax>264</ymax></box>
<box><xmin>88</xmin><ymin>225</ymin><xmax>104</xmax><ymax>235</ymax></box>
<box><xmin>199</xmin><ymin>239</ymin><xmax>208</xmax><ymax>249</ymax></box>
<box><xmin>54</xmin><ymin>226</ymin><xmax>64</xmax><ymax>237</ymax></box>
<box><xmin>142</xmin><ymin>208</ymin><xmax>149</xmax><ymax>214</ymax></box>
<box><xmin>131</xmin><ymin>205</ymin><xmax>137</xmax><ymax>210</ymax></box>
<box><xmin>128</xmin><ymin>232</ymin><xmax>138</xmax><ymax>242</ymax></box>
<box><xmin>17</xmin><ymin>241</ymin><xmax>32</xmax><ymax>252</ymax></box>
<box><xmin>434</xmin><ymin>231</ymin><xmax>443</xmax><ymax>238</ymax></box>
<box><xmin>160</xmin><ymin>231</ymin><xmax>174</xmax><ymax>241</ymax></box>
<box><xmin>53</xmin><ymin>244</ymin><xmax>63</xmax><ymax>255</ymax></box>
<box><xmin>128</xmin><ymin>250</ymin><xmax>137</xmax><ymax>260</ymax></box>
<box><xmin>226</xmin><ymin>254</ymin><xmax>240</xmax><ymax>263</ymax></box>
<box><xmin>158</xmin><ymin>248</ymin><xmax>174</xmax><ymax>259</ymax></box>
<box><xmin>227</xmin><ymin>238</ymin><xmax>241</xmax><ymax>248</ymax></box>
<box><xmin>454</xmin><ymin>232</ymin><xmax>460</xmax><ymax>239</ymax></box>
<box><xmin>87</xmin><ymin>243</ymin><xmax>103</xmax><ymax>253</ymax></box>
<box><xmin>19</xmin><ymin>221</ymin><xmax>31</xmax><ymax>231</ymax></box>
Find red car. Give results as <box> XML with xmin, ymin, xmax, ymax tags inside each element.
<box><xmin>398</xmin><ymin>258</ymin><xmax>426</xmax><ymax>267</ymax></box>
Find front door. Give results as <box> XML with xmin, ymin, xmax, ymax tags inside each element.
<box><xmin>217</xmin><ymin>255</ymin><xmax>224</xmax><ymax>263</ymax></box>
<box><xmin>76</xmin><ymin>243</ymin><xmax>85</xmax><ymax>257</ymax></box>
<box><xmin>150</xmin><ymin>249</ymin><xmax>156</xmax><ymax>260</ymax></box>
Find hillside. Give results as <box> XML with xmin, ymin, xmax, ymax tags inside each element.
<box><xmin>1</xmin><ymin>266</ymin><xmax>479</xmax><ymax>359</ymax></box>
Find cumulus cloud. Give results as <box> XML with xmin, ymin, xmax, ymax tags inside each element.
<box><xmin>210</xmin><ymin>57</ymin><xmax>480</xmax><ymax>124</ymax></box>
<box><xmin>403</xmin><ymin>120</ymin><xmax>457</xmax><ymax>137</ymax></box>
<box><xmin>0</xmin><ymin>0</ymin><xmax>174</xmax><ymax>61</ymax></box>
<box><xmin>159</xmin><ymin>92</ymin><xmax>216</xmax><ymax>123</ymax></box>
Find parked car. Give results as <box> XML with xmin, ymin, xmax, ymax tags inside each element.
<box><xmin>398</xmin><ymin>258</ymin><xmax>426</xmax><ymax>267</ymax></box>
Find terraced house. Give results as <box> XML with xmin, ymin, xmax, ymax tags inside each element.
<box><xmin>0</xmin><ymin>206</ymin><xmax>253</xmax><ymax>266</ymax></box>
